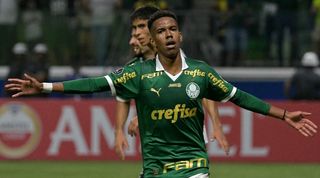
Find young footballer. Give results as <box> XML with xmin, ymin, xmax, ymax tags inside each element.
<box><xmin>117</xmin><ymin>7</ymin><xmax>230</xmax><ymax>164</ymax></box>
<box><xmin>5</xmin><ymin>10</ymin><xmax>317</xmax><ymax>178</ymax></box>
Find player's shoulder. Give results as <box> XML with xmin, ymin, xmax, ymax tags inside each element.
<box><xmin>125</xmin><ymin>56</ymin><xmax>145</xmax><ymax>66</ymax></box>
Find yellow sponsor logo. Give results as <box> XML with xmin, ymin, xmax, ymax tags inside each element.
<box><xmin>151</xmin><ymin>104</ymin><xmax>197</xmax><ymax>123</ymax></box>
<box><xmin>114</xmin><ymin>72</ymin><xmax>136</xmax><ymax>84</ymax></box>
<box><xmin>184</xmin><ymin>69</ymin><xmax>205</xmax><ymax>78</ymax></box>
<box><xmin>208</xmin><ymin>73</ymin><xmax>228</xmax><ymax>92</ymax></box>
<box><xmin>163</xmin><ymin>157</ymin><xmax>207</xmax><ymax>173</ymax></box>
<box><xmin>141</xmin><ymin>71</ymin><xmax>163</xmax><ymax>80</ymax></box>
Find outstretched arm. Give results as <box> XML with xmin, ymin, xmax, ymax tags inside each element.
<box><xmin>231</xmin><ymin>89</ymin><xmax>318</xmax><ymax>137</ymax></box>
<box><xmin>5</xmin><ymin>73</ymin><xmax>110</xmax><ymax>97</ymax></box>
<box><xmin>202</xmin><ymin>99</ymin><xmax>229</xmax><ymax>155</ymax></box>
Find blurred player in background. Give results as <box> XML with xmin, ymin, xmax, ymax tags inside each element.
<box><xmin>5</xmin><ymin>10</ymin><xmax>317</xmax><ymax>178</ymax></box>
<box><xmin>27</xmin><ymin>43</ymin><xmax>49</xmax><ymax>83</ymax></box>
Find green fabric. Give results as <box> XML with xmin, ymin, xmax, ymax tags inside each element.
<box><xmin>63</xmin><ymin>77</ymin><xmax>110</xmax><ymax>94</ymax></box>
<box><xmin>125</xmin><ymin>56</ymin><xmax>146</xmax><ymax>66</ymax></box>
<box><xmin>230</xmin><ymin>89</ymin><xmax>271</xmax><ymax>115</ymax></box>
<box><xmin>107</xmin><ymin>58</ymin><xmax>236</xmax><ymax>177</ymax></box>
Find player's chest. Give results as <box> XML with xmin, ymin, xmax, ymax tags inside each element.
<box><xmin>139</xmin><ymin>72</ymin><xmax>206</xmax><ymax>104</ymax></box>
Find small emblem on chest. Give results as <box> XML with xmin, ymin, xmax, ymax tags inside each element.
<box><xmin>150</xmin><ymin>87</ymin><xmax>161</xmax><ymax>97</ymax></box>
<box><xmin>186</xmin><ymin>82</ymin><xmax>200</xmax><ymax>99</ymax></box>
<box><xmin>168</xmin><ymin>83</ymin><xmax>182</xmax><ymax>88</ymax></box>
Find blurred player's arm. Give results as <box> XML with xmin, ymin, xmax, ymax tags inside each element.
<box><xmin>114</xmin><ymin>100</ymin><xmax>130</xmax><ymax>160</ymax></box>
<box><xmin>202</xmin><ymin>99</ymin><xmax>229</xmax><ymax>155</ymax></box>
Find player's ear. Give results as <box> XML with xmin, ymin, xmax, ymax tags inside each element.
<box><xmin>179</xmin><ymin>32</ymin><xmax>183</xmax><ymax>42</ymax></box>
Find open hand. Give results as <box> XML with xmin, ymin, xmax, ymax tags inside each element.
<box><xmin>5</xmin><ymin>73</ymin><xmax>42</xmax><ymax>97</ymax></box>
<box><xmin>285</xmin><ymin>111</ymin><xmax>317</xmax><ymax>137</ymax></box>
<box><xmin>210</xmin><ymin>125</ymin><xmax>230</xmax><ymax>155</ymax></box>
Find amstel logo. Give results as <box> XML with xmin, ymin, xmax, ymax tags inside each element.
<box><xmin>0</xmin><ymin>102</ymin><xmax>41</xmax><ymax>159</ymax></box>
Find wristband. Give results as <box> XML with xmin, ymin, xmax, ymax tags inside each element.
<box><xmin>42</xmin><ymin>83</ymin><xmax>53</xmax><ymax>93</ymax></box>
<box><xmin>281</xmin><ymin>110</ymin><xmax>287</xmax><ymax>120</ymax></box>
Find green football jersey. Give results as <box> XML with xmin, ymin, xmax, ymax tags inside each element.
<box><xmin>106</xmin><ymin>55</ymin><xmax>236</xmax><ymax>178</ymax></box>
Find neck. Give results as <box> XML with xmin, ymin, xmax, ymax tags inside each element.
<box><xmin>158</xmin><ymin>52</ymin><xmax>182</xmax><ymax>75</ymax></box>
<box><xmin>143</xmin><ymin>49</ymin><xmax>156</xmax><ymax>60</ymax></box>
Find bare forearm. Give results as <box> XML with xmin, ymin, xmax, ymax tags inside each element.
<box><xmin>203</xmin><ymin>99</ymin><xmax>221</xmax><ymax>127</ymax></box>
<box><xmin>115</xmin><ymin>101</ymin><xmax>130</xmax><ymax>133</ymax></box>
<box><xmin>268</xmin><ymin>105</ymin><xmax>286</xmax><ymax>120</ymax></box>
<box><xmin>52</xmin><ymin>83</ymin><xmax>64</xmax><ymax>92</ymax></box>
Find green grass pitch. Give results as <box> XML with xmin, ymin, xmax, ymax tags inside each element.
<box><xmin>0</xmin><ymin>161</ymin><xmax>319</xmax><ymax>178</ymax></box>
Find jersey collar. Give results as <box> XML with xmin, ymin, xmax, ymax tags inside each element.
<box><xmin>155</xmin><ymin>49</ymin><xmax>189</xmax><ymax>72</ymax></box>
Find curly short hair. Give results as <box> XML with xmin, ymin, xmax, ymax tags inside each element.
<box><xmin>147</xmin><ymin>10</ymin><xmax>178</xmax><ymax>30</ymax></box>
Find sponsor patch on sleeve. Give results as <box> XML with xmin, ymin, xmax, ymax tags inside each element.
<box><xmin>113</xmin><ymin>68</ymin><xmax>124</xmax><ymax>75</ymax></box>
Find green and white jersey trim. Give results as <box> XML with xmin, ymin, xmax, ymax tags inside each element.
<box><xmin>104</xmin><ymin>75</ymin><xmax>116</xmax><ymax>95</ymax></box>
<box><xmin>221</xmin><ymin>86</ymin><xmax>237</xmax><ymax>102</ymax></box>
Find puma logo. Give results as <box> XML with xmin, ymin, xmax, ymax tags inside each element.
<box><xmin>150</xmin><ymin>87</ymin><xmax>161</xmax><ymax>97</ymax></box>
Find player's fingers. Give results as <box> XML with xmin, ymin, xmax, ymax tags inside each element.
<box><xmin>303</xmin><ymin>119</ymin><xmax>318</xmax><ymax>129</ymax></box>
<box><xmin>119</xmin><ymin>149</ymin><xmax>125</xmax><ymax>160</ymax></box>
<box><xmin>222</xmin><ymin>140</ymin><xmax>230</xmax><ymax>155</ymax></box>
<box><xmin>120</xmin><ymin>141</ymin><xmax>129</xmax><ymax>160</ymax></box>
<box><xmin>24</xmin><ymin>73</ymin><xmax>38</xmax><ymax>84</ymax></box>
<box><xmin>298</xmin><ymin>128</ymin><xmax>309</xmax><ymax>137</ymax></box>
<box><xmin>123</xmin><ymin>138</ymin><xmax>129</xmax><ymax>149</ymax></box>
<box><xmin>224</xmin><ymin>141</ymin><xmax>230</xmax><ymax>154</ymax></box>
<box><xmin>5</xmin><ymin>83</ymin><xmax>22</xmax><ymax>89</ymax></box>
<box><xmin>12</xmin><ymin>92</ymin><xmax>25</xmax><ymax>98</ymax></box>
<box><xmin>7</xmin><ymin>87</ymin><xmax>21</xmax><ymax>91</ymax></box>
<box><xmin>24</xmin><ymin>73</ymin><xmax>33</xmax><ymax>80</ymax></box>
<box><xmin>304</xmin><ymin>123</ymin><xmax>317</xmax><ymax>134</ymax></box>
<box><xmin>301</xmin><ymin>126</ymin><xmax>313</xmax><ymax>136</ymax></box>
<box><xmin>300</xmin><ymin>112</ymin><xmax>311</xmax><ymax>117</ymax></box>
<box><xmin>7</xmin><ymin>78</ymin><xmax>26</xmax><ymax>84</ymax></box>
<box><xmin>115</xmin><ymin>144</ymin><xmax>125</xmax><ymax>160</ymax></box>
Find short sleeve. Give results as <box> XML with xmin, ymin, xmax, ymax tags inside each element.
<box><xmin>105</xmin><ymin>64</ymin><xmax>140</xmax><ymax>101</ymax></box>
<box><xmin>203</xmin><ymin>64</ymin><xmax>237</xmax><ymax>102</ymax></box>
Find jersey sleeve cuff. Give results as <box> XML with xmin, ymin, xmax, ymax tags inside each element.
<box><xmin>221</xmin><ymin>87</ymin><xmax>237</xmax><ymax>103</ymax></box>
<box><xmin>104</xmin><ymin>75</ymin><xmax>116</xmax><ymax>96</ymax></box>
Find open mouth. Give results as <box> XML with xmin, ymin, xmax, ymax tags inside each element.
<box><xmin>166</xmin><ymin>41</ymin><xmax>176</xmax><ymax>49</ymax></box>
